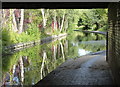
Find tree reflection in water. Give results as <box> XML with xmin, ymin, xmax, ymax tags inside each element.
<box><xmin>3</xmin><ymin>56</ymin><xmax>29</xmax><ymax>86</ymax></box>
<box><xmin>2</xmin><ymin>32</ymin><xmax>106</xmax><ymax>85</ymax></box>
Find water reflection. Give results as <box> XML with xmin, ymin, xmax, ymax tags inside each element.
<box><xmin>2</xmin><ymin>32</ymin><xmax>106</xmax><ymax>86</ymax></box>
<box><xmin>2</xmin><ymin>56</ymin><xmax>30</xmax><ymax>86</ymax></box>
<box><xmin>78</xmin><ymin>49</ymin><xmax>91</xmax><ymax>56</ymax></box>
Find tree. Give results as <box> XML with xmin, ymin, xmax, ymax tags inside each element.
<box><xmin>41</xmin><ymin>9</ymin><xmax>49</xmax><ymax>31</ymax></box>
<box><xmin>12</xmin><ymin>9</ymin><xmax>18</xmax><ymax>32</ymax></box>
<box><xmin>18</xmin><ymin>9</ymin><xmax>24</xmax><ymax>34</ymax></box>
<box><xmin>77</xmin><ymin>9</ymin><xmax>108</xmax><ymax>31</ymax></box>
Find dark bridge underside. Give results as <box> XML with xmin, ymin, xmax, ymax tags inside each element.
<box><xmin>2</xmin><ymin>2</ymin><xmax>109</xmax><ymax>9</ymax></box>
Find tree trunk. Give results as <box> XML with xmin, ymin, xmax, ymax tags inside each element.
<box><xmin>53</xmin><ymin>45</ymin><xmax>57</xmax><ymax>68</ymax></box>
<box><xmin>58</xmin><ymin>17</ymin><xmax>61</xmax><ymax>30</ymax></box>
<box><xmin>41</xmin><ymin>9</ymin><xmax>49</xmax><ymax>30</ymax></box>
<box><xmin>64</xmin><ymin>19</ymin><xmax>68</xmax><ymax>32</ymax></box>
<box><xmin>57</xmin><ymin>44</ymin><xmax>60</xmax><ymax>58</ymax></box>
<box><xmin>53</xmin><ymin>10</ymin><xmax>57</xmax><ymax>30</ymax></box>
<box><xmin>41</xmin><ymin>51</ymin><xmax>47</xmax><ymax>79</ymax></box>
<box><xmin>12</xmin><ymin>9</ymin><xmax>18</xmax><ymax>32</ymax></box>
<box><xmin>60</xmin><ymin>14</ymin><xmax>65</xmax><ymax>32</ymax></box>
<box><xmin>41</xmin><ymin>9</ymin><xmax>46</xmax><ymax>30</ymax></box>
<box><xmin>19</xmin><ymin>56</ymin><xmax>24</xmax><ymax>84</ymax></box>
<box><xmin>0</xmin><ymin>9</ymin><xmax>10</xmax><ymax>28</ymax></box>
<box><xmin>18</xmin><ymin>9</ymin><xmax>24</xmax><ymax>34</ymax></box>
<box><xmin>60</xmin><ymin>42</ymin><xmax>65</xmax><ymax>61</ymax></box>
<box><xmin>45</xmin><ymin>9</ymin><xmax>49</xmax><ymax>27</ymax></box>
<box><xmin>53</xmin><ymin>45</ymin><xmax>57</xmax><ymax>61</ymax></box>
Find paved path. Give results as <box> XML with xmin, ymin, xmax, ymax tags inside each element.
<box><xmin>35</xmin><ymin>51</ymin><xmax>114</xmax><ymax>86</ymax></box>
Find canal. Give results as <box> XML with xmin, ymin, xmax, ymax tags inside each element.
<box><xmin>2</xmin><ymin>31</ymin><xmax>106</xmax><ymax>85</ymax></box>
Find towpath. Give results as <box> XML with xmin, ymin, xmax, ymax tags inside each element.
<box><xmin>35</xmin><ymin>51</ymin><xmax>114</xmax><ymax>86</ymax></box>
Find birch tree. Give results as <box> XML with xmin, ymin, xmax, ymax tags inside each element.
<box><xmin>19</xmin><ymin>56</ymin><xmax>24</xmax><ymax>85</ymax></box>
<box><xmin>18</xmin><ymin>9</ymin><xmax>24</xmax><ymax>34</ymax></box>
<box><xmin>53</xmin><ymin>10</ymin><xmax>57</xmax><ymax>31</ymax></box>
<box><xmin>60</xmin><ymin>13</ymin><xmax>65</xmax><ymax>32</ymax></box>
<box><xmin>12</xmin><ymin>9</ymin><xmax>18</xmax><ymax>32</ymax></box>
<box><xmin>41</xmin><ymin>9</ymin><xmax>49</xmax><ymax>30</ymax></box>
<box><xmin>40</xmin><ymin>51</ymin><xmax>47</xmax><ymax>79</ymax></box>
<box><xmin>60</xmin><ymin>42</ymin><xmax>65</xmax><ymax>61</ymax></box>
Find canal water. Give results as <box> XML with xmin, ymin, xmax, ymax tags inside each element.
<box><xmin>2</xmin><ymin>31</ymin><xmax>106</xmax><ymax>85</ymax></box>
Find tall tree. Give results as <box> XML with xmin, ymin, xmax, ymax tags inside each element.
<box><xmin>53</xmin><ymin>10</ymin><xmax>57</xmax><ymax>30</ymax></box>
<box><xmin>60</xmin><ymin>13</ymin><xmax>65</xmax><ymax>32</ymax></box>
<box><xmin>41</xmin><ymin>9</ymin><xmax>49</xmax><ymax>30</ymax></box>
<box><xmin>18</xmin><ymin>9</ymin><xmax>24</xmax><ymax>34</ymax></box>
<box><xmin>12</xmin><ymin>9</ymin><xmax>18</xmax><ymax>32</ymax></box>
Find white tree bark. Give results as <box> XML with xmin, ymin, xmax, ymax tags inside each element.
<box><xmin>45</xmin><ymin>9</ymin><xmax>49</xmax><ymax>27</ymax></box>
<box><xmin>40</xmin><ymin>51</ymin><xmax>47</xmax><ymax>79</ymax></box>
<box><xmin>53</xmin><ymin>10</ymin><xmax>57</xmax><ymax>30</ymax></box>
<box><xmin>18</xmin><ymin>9</ymin><xmax>24</xmax><ymax>34</ymax></box>
<box><xmin>60</xmin><ymin>42</ymin><xmax>65</xmax><ymax>61</ymax></box>
<box><xmin>41</xmin><ymin>9</ymin><xmax>46</xmax><ymax>28</ymax></box>
<box><xmin>1</xmin><ymin>9</ymin><xmax>11</xmax><ymax>30</ymax></box>
<box><xmin>41</xmin><ymin>9</ymin><xmax>49</xmax><ymax>29</ymax></box>
<box><xmin>19</xmin><ymin>56</ymin><xmax>24</xmax><ymax>84</ymax></box>
<box><xmin>60</xmin><ymin>14</ymin><xmax>65</xmax><ymax>32</ymax></box>
<box><xmin>12</xmin><ymin>9</ymin><xmax>18</xmax><ymax>32</ymax></box>
<box><xmin>54</xmin><ymin>45</ymin><xmax>57</xmax><ymax>61</ymax></box>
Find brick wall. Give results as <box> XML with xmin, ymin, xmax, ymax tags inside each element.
<box><xmin>107</xmin><ymin>2</ymin><xmax>120</xmax><ymax>85</ymax></box>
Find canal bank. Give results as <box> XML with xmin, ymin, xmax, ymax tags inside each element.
<box><xmin>74</xmin><ymin>30</ymin><xmax>107</xmax><ymax>35</ymax></box>
<box><xmin>3</xmin><ymin>33</ymin><xmax>67</xmax><ymax>55</ymax></box>
<box><xmin>35</xmin><ymin>51</ymin><xmax>114</xmax><ymax>86</ymax></box>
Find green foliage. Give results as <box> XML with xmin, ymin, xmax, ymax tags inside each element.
<box><xmin>26</xmin><ymin>23</ymin><xmax>40</xmax><ymax>38</ymax></box>
<box><xmin>2</xmin><ymin>9</ymin><xmax>108</xmax><ymax>48</ymax></box>
<box><xmin>2</xmin><ymin>9</ymin><xmax>42</xmax><ymax>47</ymax></box>
<box><xmin>24</xmin><ymin>9</ymin><xmax>42</xmax><ymax>24</ymax></box>
<box><xmin>77</xmin><ymin>9</ymin><xmax>108</xmax><ymax>31</ymax></box>
<box><xmin>2</xmin><ymin>24</ymin><xmax>41</xmax><ymax>47</ymax></box>
<box><xmin>41</xmin><ymin>32</ymin><xmax>50</xmax><ymax>39</ymax></box>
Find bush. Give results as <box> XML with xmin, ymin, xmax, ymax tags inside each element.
<box><xmin>2</xmin><ymin>23</ymin><xmax>41</xmax><ymax>47</ymax></box>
